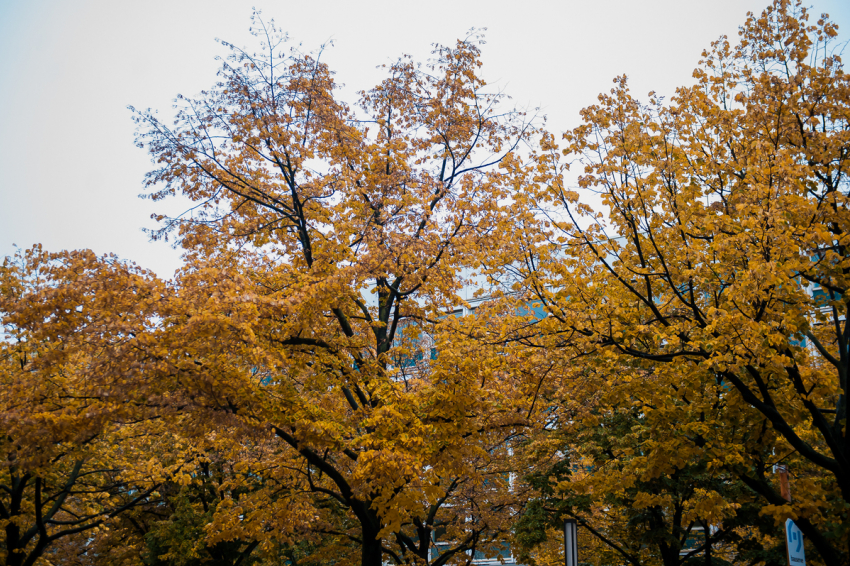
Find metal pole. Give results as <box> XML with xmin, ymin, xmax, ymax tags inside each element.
<box><xmin>564</xmin><ymin>519</ymin><xmax>578</xmax><ymax>566</ymax></box>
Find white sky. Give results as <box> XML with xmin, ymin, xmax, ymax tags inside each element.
<box><xmin>1</xmin><ymin>0</ymin><xmax>848</xmax><ymax>277</ymax></box>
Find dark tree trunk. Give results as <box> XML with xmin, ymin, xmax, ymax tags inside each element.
<box><xmin>361</xmin><ymin>530</ymin><xmax>383</xmax><ymax>566</ymax></box>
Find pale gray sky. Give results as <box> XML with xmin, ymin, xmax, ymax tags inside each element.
<box><xmin>1</xmin><ymin>0</ymin><xmax>847</xmax><ymax>276</ymax></box>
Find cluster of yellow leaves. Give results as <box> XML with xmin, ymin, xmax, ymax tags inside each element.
<box><xmin>8</xmin><ymin>2</ymin><xmax>849</xmax><ymax>566</ymax></box>
<box><xmin>510</xmin><ymin>1</ymin><xmax>849</xmax><ymax>564</ymax></box>
<box><xmin>126</xmin><ymin>17</ymin><xmax>547</xmax><ymax>566</ymax></box>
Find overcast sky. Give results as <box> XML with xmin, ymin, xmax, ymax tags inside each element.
<box><xmin>1</xmin><ymin>0</ymin><xmax>848</xmax><ymax>277</ymax></box>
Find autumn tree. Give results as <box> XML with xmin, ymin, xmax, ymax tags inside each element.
<box><xmin>138</xmin><ymin>433</ymin><xmax>329</xmax><ymax>566</ymax></box>
<box><xmin>39</xmin><ymin>423</ymin><xmax>334</xmax><ymax>566</ymax></box>
<box><xmin>514</xmin><ymin>381</ymin><xmax>783</xmax><ymax>566</ymax></box>
<box><xmin>131</xmin><ymin>15</ymin><xmax>541</xmax><ymax>566</ymax></box>
<box><xmin>513</xmin><ymin>1</ymin><xmax>850</xmax><ymax>563</ymax></box>
<box><xmin>0</xmin><ymin>247</ymin><xmax>166</xmax><ymax>566</ymax></box>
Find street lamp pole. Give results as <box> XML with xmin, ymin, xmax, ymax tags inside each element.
<box><xmin>564</xmin><ymin>519</ymin><xmax>578</xmax><ymax>566</ymax></box>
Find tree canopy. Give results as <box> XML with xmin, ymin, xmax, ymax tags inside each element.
<box><xmin>127</xmin><ymin>17</ymin><xmax>542</xmax><ymax>566</ymax></box>
<box><xmin>3</xmin><ymin>2</ymin><xmax>849</xmax><ymax>565</ymax></box>
<box><xmin>512</xmin><ymin>1</ymin><xmax>850</xmax><ymax>563</ymax></box>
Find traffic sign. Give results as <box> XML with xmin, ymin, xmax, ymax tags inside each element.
<box><xmin>785</xmin><ymin>518</ymin><xmax>806</xmax><ymax>565</ymax></box>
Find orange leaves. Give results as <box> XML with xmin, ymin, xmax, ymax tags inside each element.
<box><xmin>2</xmin><ymin>247</ymin><xmax>166</xmax><ymax>446</ymax></box>
<box><xmin>505</xmin><ymin>2</ymin><xmax>850</xmax><ymax>564</ymax></box>
<box><xmin>124</xmin><ymin>19</ymin><xmax>551</xmax><ymax>565</ymax></box>
<box><xmin>0</xmin><ymin>248</ymin><xmax>174</xmax><ymax>565</ymax></box>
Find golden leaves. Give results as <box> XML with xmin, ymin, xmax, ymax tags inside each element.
<box><xmin>512</xmin><ymin>1</ymin><xmax>850</xmax><ymax>564</ymax></box>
